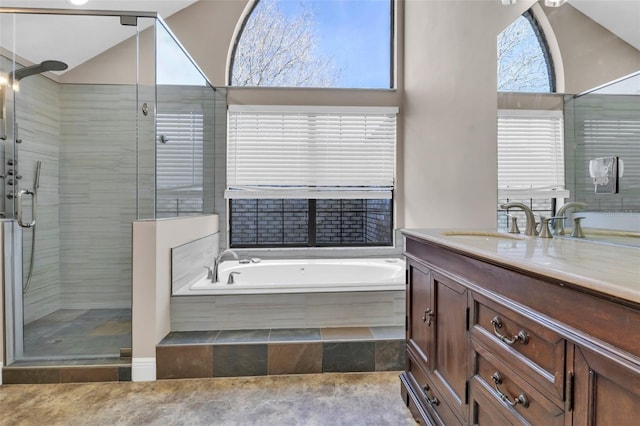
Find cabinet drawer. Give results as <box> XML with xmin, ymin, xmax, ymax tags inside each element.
<box><xmin>407</xmin><ymin>354</ymin><xmax>462</xmax><ymax>426</ymax></box>
<box><xmin>469</xmin><ymin>378</ymin><xmax>521</xmax><ymax>426</ymax></box>
<box><xmin>470</xmin><ymin>292</ymin><xmax>565</xmax><ymax>401</ymax></box>
<box><xmin>472</xmin><ymin>340</ymin><xmax>565</xmax><ymax>426</ymax></box>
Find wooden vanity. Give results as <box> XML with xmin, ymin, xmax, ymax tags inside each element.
<box><xmin>400</xmin><ymin>229</ymin><xmax>640</xmax><ymax>425</ymax></box>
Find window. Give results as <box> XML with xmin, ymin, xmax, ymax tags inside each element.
<box><xmin>230</xmin><ymin>0</ymin><xmax>393</xmax><ymax>89</ymax></box>
<box><xmin>226</xmin><ymin>105</ymin><xmax>397</xmax><ymax>247</ymax></box>
<box><xmin>497</xmin><ymin>110</ymin><xmax>567</xmax><ymax>228</ymax></box>
<box><xmin>156</xmin><ymin>110</ymin><xmax>204</xmax><ymax>217</ymax></box>
<box><xmin>498</xmin><ymin>11</ymin><xmax>554</xmax><ymax>92</ymax></box>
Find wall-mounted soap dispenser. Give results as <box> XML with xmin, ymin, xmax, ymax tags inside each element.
<box><xmin>589</xmin><ymin>156</ymin><xmax>624</xmax><ymax>194</ymax></box>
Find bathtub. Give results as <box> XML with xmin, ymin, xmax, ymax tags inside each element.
<box><xmin>176</xmin><ymin>258</ymin><xmax>406</xmax><ymax>295</ymax></box>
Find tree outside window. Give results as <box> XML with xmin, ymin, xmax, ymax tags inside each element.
<box><xmin>498</xmin><ymin>11</ymin><xmax>554</xmax><ymax>93</ymax></box>
<box><xmin>230</xmin><ymin>0</ymin><xmax>392</xmax><ymax>89</ymax></box>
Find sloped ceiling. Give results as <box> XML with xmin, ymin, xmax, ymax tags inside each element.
<box><xmin>0</xmin><ymin>0</ymin><xmax>198</xmax><ymax>72</ymax></box>
<box><xmin>569</xmin><ymin>0</ymin><xmax>640</xmax><ymax>51</ymax></box>
<box><xmin>1</xmin><ymin>0</ymin><xmax>639</xmax><ymax>76</ymax></box>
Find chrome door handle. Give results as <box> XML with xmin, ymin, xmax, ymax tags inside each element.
<box><xmin>17</xmin><ymin>189</ymin><xmax>36</xmax><ymax>228</ymax></box>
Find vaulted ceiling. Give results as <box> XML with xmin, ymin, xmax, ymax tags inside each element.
<box><xmin>1</xmin><ymin>0</ymin><xmax>639</xmax><ymax>77</ymax></box>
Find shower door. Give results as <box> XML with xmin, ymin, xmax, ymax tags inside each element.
<box><xmin>1</xmin><ymin>9</ymin><xmax>156</xmax><ymax>362</ymax></box>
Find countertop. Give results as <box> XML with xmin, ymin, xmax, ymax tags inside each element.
<box><xmin>402</xmin><ymin>229</ymin><xmax>640</xmax><ymax>305</ymax></box>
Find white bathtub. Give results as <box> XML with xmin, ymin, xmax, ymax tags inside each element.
<box><xmin>176</xmin><ymin>258</ymin><xmax>406</xmax><ymax>295</ymax></box>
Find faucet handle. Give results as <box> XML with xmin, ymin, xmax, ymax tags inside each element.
<box><xmin>539</xmin><ymin>216</ymin><xmax>565</xmax><ymax>238</ymax></box>
<box><xmin>507</xmin><ymin>214</ymin><xmax>520</xmax><ymax>234</ymax></box>
<box><xmin>203</xmin><ymin>265</ymin><xmax>214</xmax><ymax>280</ymax></box>
<box><xmin>571</xmin><ymin>217</ymin><xmax>586</xmax><ymax>238</ymax></box>
<box><xmin>227</xmin><ymin>271</ymin><xmax>241</xmax><ymax>284</ymax></box>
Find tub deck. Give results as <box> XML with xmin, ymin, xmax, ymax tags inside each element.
<box><xmin>156</xmin><ymin>326</ymin><xmax>406</xmax><ymax>378</ymax></box>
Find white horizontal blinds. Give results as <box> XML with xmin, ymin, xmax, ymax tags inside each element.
<box><xmin>156</xmin><ymin>110</ymin><xmax>204</xmax><ymax>189</ymax></box>
<box><xmin>227</xmin><ymin>105</ymin><xmax>397</xmax><ymax>199</ymax></box>
<box><xmin>497</xmin><ymin>110</ymin><xmax>568</xmax><ymax>198</ymax></box>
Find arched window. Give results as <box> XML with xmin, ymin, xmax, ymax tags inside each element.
<box><xmin>229</xmin><ymin>0</ymin><xmax>393</xmax><ymax>89</ymax></box>
<box><xmin>498</xmin><ymin>10</ymin><xmax>554</xmax><ymax>92</ymax></box>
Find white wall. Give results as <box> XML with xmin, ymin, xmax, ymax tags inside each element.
<box><xmin>402</xmin><ymin>0</ymin><xmax>531</xmax><ymax>229</ymax></box>
<box><xmin>131</xmin><ymin>215</ymin><xmax>218</xmax><ymax>381</ymax></box>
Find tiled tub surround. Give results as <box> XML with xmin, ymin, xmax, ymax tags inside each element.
<box><xmin>171</xmin><ymin>291</ymin><xmax>405</xmax><ymax>331</ymax></box>
<box><xmin>156</xmin><ymin>326</ymin><xmax>405</xmax><ymax>379</ymax></box>
<box><xmin>171</xmin><ymin>233</ymin><xmax>218</xmax><ymax>294</ymax></box>
<box><xmin>171</xmin><ymin>235</ymin><xmax>405</xmax><ymax>330</ymax></box>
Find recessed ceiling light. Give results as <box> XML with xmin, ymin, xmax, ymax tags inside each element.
<box><xmin>68</xmin><ymin>0</ymin><xmax>89</xmax><ymax>6</ymax></box>
<box><xmin>545</xmin><ymin>0</ymin><xmax>568</xmax><ymax>6</ymax></box>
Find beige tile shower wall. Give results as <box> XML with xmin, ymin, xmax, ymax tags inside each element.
<box><xmin>170</xmin><ymin>291</ymin><xmax>405</xmax><ymax>331</ymax></box>
<box><xmin>15</xmin><ymin>75</ymin><xmax>62</xmax><ymax>323</ymax></box>
<box><xmin>58</xmin><ymin>84</ymin><xmax>138</xmax><ymax>309</ymax></box>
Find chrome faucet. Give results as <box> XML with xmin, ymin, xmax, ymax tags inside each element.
<box><xmin>554</xmin><ymin>202</ymin><xmax>587</xmax><ymax>235</ymax></box>
<box><xmin>501</xmin><ymin>202</ymin><xmax>537</xmax><ymax>236</ymax></box>
<box><xmin>212</xmin><ymin>249</ymin><xmax>239</xmax><ymax>282</ymax></box>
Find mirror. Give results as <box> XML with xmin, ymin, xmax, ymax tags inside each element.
<box><xmin>498</xmin><ymin>0</ymin><xmax>640</xmax><ymax>247</ymax></box>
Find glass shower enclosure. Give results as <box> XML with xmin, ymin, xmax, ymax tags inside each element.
<box><xmin>564</xmin><ymin>71</ymin><xmax>640</xmax><ymax>235</ymax></box>
<box><xmin>0</xmin><ymin>7</ymin><xmax>219</xmax><ymax>364</ymax></box>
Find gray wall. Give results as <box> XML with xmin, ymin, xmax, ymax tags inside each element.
<box><xmin>565</xmin><ymin>94</ymin><xmax>640</xmax><ymax>218</ymax></box>
<box><xmin>13</xmin><ymin>79</ymin><xmax>223</xmax><ymax>322</ymax></box>
<box><xmin>14</xmin><ymin>72</ymin><xmax>62</xmax><ymax>323</ymax></box>
<box><xmin>58</xmin><ymin>84</ymin><xmax>139</xmax><ymax>310</ymax></box>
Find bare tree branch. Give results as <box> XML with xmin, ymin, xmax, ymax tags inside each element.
<box><xmin>498</xmin><ymin>15</ymin><xmax>550</xmax><ymax>92</ymax></box>
<box><xmin>232</xmin><ymin>0</ymin><xmax>341</xmax><ymax>87</ymax></box>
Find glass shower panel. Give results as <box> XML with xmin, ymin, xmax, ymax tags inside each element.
<box><xmin>155</xmin><ymin>20</ymin><xmax>217</xmax><ymax>218</ymax></box>
<box><xmin>1</xmin><ymin>10</ymin><xmax>141</xmax><ymax>361</ymax></box>
<box><xmin>564</xmin><ymin>72</ymin><xmax>640</xmax><ymax>235</ymax></box>
<box><xmin>137</xmin><ymin>16</ymin><xmax>158</xmax><ymax>220</ymax></box>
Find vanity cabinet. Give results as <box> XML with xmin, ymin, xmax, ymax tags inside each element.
<box><xmin>571</xmin><ymin>344</ymin><xmax>640</xmax><ymax>425</ymax></box>
<box><xmin>401</xmin><ymin>233</ymin><xmax>640</xmax><ymax>425</ymax></box>
<box><xmin>404</xmin><ymin>259</ymin><xmax>469</xmax><ymax>425</ymax></box>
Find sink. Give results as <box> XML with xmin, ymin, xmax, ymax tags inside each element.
<box><xmin>440</xmin><ymin>231</ymin><xmax>526</xmax><ymax>240</ymax></box>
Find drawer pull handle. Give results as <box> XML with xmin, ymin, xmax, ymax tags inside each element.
<box><xmin>491</xmin><ymin>316</ymin><xmax>529</xmax><ymax>345</ymax></box>
<box><xmin>491</xmin><ymin>372</ymin><xmax>529</xmax><ymax>408</ymax></box>
<box><xmin>422</xmin><ymin>308</ymin><xmax>434</xmax><ymax>326</ymax></box>
<box><xmin>421</xmin><ymin>384</ymin><xmax>440</xmax><ymax>406</ymax></box>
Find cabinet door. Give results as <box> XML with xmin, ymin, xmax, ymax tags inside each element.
<box><xmin>429</xmin><ymin>271</ymin><xmax>469</xmax><ymax>423</ymax></box>
<box><xmin>572</xmin><ymin>345</ymin><xmax>640</xmax><ymax>426</ymax></box>
<box><xmin>407</xmin><ymin>260</ymin><xmax>434</xmax><ymax>366</ymax></box>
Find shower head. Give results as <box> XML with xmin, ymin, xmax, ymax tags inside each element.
<box><xmin>10</xmin><ymin>60</ymin><xmax>68</xmax><ymax>81</ymax></box>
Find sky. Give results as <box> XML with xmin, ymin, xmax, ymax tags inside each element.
<box><xmin>279</xmin><ymin>0</ymin><xmax>392</xmax><ymax>89</ymax></box>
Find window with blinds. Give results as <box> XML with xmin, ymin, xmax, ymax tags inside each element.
<box><xmin>156</xmin><ymin>110</ymin><xmax>204</xmax><ymax>217</ymax></box>
<box><xmin>226</xmin><ymin>105</ymin><xmax>397</xmax><ymax>247</ymax></box>
<box><xmin>497</xmin><ymin>109</ymin><xmax>568</xmax><ymax>199</ymax></box>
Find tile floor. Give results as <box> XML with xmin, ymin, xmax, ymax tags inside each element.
<box><xmin>22</xmin><ymin>308</ymin><xmax>131</xmax><ymax>359</ymax></box>
<box><xmin>0</xmin><ymin>372</ymin><xmax>416</xmax><ymax>425</ymax></box>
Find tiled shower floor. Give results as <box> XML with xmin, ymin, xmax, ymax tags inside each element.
<box><xmin>21</xmin><ymin>308</ymin><xmax>131</xmax><ymax>360</ymax></box>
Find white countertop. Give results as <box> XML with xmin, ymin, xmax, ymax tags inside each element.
<box><xmin>402</xmin><ymin>229</ymin><xmax>640</xmax><ymax>305</ymax></box>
